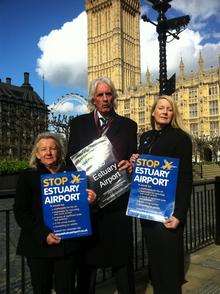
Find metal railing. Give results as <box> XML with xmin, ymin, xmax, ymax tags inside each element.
<box><xmin>184</xmin><ymin>180</ymin><xmax>216</xmax><ymax>252</ymax></box>
<box><xmin>0</xmin><ymin>207</ymin><xmax>32</xmax><ymax>294</ymax></box>
<box><xmin>0</xmin><ymin>177</ymin><xmax>219</xmax><ymax>293</ymax></box>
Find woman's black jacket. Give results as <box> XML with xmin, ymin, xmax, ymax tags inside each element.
<box><xmin>13</xmin><ymin>164</ymin><xmax>81</xmax><ymax>258</ymax></box>
<box><xmin>139</xmin><ymin>125</ymin><xmax>193</xmax><ymax>224</ymax></box>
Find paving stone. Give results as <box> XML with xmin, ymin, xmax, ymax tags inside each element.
<box><xmin>198</xmin><ymin>280</ymin><xmax>220</xmax><ymax>294</ymax></box>
<box><xmin>202</xmin><ymin>259</ymin><xmax>220</xmax><ymax>270</ymax></box>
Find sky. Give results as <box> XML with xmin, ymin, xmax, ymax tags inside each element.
<box><xmin>0</xmin><ymin>0</ymin><xmax>219</xmax><ymax>113</ymax></box>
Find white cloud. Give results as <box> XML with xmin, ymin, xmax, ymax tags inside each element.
<box><xmin>74</xmin><ymin>104</ymin><xmax>88</xmax><ymax>114</ymax></box>
<box><xmin>172</xmin><ymin>0</ymin><xmax>220</xmax><ymax>22</ymax></box>
<box><xmin>213</xmin><ymin>33</ymin><xmax>220</xmax><ymax>39</ymax></box>
<box><xmin>203</xmin><ymin>32</ymin><xmax>220</xmax><ymax>40</ymax></box>
<box><xmin>140</xmin><ymin>21</ymin><xmax>220</xmax><ymax>82</ymax></box>
<box><xmin>53</xmin><ymin>101</ymin><xmax>74</xmax><ymax>113</ymax></box>
<box><xmin>36</xmin><ymin>9</ymin><xmax>220</xmax><ymax>90</ymax></box>
<box><xmin>198</xmin><ymin>43</ymin><xmax>220</xmax><ymax>68</ymax></box>
<box><xmin>36</xmin><ymin>12</ymin><xmax>87</xmax><ymax>89</ymax></box>
<box><xmin>50</xmin><ymin>101</ymin><xmax>88</xmax><ymax>116</ymax></box>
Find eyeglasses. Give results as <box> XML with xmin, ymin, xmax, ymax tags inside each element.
<box><xmin>95</xmin><ymin>92</ymin><xmax>112</xmax><ymax>98</ymax></box>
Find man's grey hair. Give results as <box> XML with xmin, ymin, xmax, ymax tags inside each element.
<box><xmin>29</xmin><ymin>132</ymin><xmax>66</xmax><ymax>168</ymax></box>
<box><xmin>87</xmin><ymin>77</ymin><xmax>118</xmax><ymax>111</ymax></box>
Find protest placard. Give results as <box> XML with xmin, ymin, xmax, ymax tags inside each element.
<box><xmin>41</xmin><ymin>170</ymin><xmax>91</xmax><ymax>239</ymax></box>
<box><xmin>70</xmin><ymin>136</ymin><xmax>130</xmax><ymax>208</ymax></box>
<box><xmin>127</xmin><ymin>154</ymin><xmax>179</xmax><ymax>222</ymax></box>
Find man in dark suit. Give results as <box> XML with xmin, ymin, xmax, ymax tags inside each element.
<box><xmin>66</xmin><ymin>77</ymin><xmax>137</xmax><ymax>294</ymax></box>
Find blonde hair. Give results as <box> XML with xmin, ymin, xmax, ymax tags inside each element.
<box><xmin>150</xmin><ymin>95</ymin><xmax>188</xmax><ymax>133</ymax></box>
<box><xmin>87</xmin><ymin>77</ymin><xmax>117</xmax><ymax>111</ymax></box>
<box><xmin>29</xmin><ymin>132</ymin><xmax>66</xmax><ymax>168</ymax></box>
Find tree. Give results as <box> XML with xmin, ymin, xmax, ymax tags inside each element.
<box><xmin>192</xmin><ymin>134</ymin><xmax>220</xmax><ymax>163</ymax></box>
<box><xmin>209</xmin><ymin>135</ymin><xmax>220</xmax><ymax>163</ymax></box>
<box><xmin>192</xmin><ymin>135</ymin><xmax>210</xmax><ymax>163</ymax></box>
<box><xmin>48</xmin><ymin>112</ymin><xmax>73</xmax><ymax>141</ymax></box>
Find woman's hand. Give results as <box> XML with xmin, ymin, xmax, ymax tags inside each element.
<box><xmin>118</xmin><ymin>160</ymin><xmax>132</xmax><ymax>174</ymax></box>
<box><xmin>164</xmin><ymin>216</ymin><xmax>180</xmax><ymax>229</ymax></box>
<box><xmin>130</xmin><ymin>153</ymin><xmax>140</xmax><ymax>166</ymax></box>
<box><xmin>87</xmin><ymin>189</ymin><xmax>97</xmax><ymax>203</ymax></box>
<box><xmin>46</xmin><ymin>233</ymin><xmax>61</xmax><ymax>245</ymax></box>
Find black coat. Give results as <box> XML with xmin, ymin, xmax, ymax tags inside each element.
<box><xmin>14</xmin><ymin>164</ymin><xmax>81</xmax><ymax>258</ymax></box>
<box><xmin>138</xmin><ymin>125</ymin><xmax>193</xmax><ymax>289</ymax></box>
<box><xmin>139</xmin><ymin>125</ymin><xmax>193</xmax><ymax>224</ymax></box>
<box><xmin>67</xmin><ymin>111</ymin><xmax>137</xmax><ymax>266</ymax></box>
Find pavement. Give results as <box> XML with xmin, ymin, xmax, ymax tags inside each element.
<box><xmin>96</xmin><ymin>244</ymin><xmax>220</xmax><ymax>294</ymax></box>
<box><xmin>182</xmin><ymin>244</ymin><xmax>220</xmax><ymax>294</ymax></box>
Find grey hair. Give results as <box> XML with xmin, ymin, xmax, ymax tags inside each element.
<box><xmin>29</xmin><ymin>132</ymin><xmax>66</xmax><ymax>168</ymax></box>
<box><xmin>87</xmin><ymin>77</ymin><xmax>118</xmax><ymax>111</ymax></box>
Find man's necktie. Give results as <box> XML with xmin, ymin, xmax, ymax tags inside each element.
<box><xmin>99</xmin><ymin>117</ymin><xmax>108</xmax><ymax>133</ymax></box>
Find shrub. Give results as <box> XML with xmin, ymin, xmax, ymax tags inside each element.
<box><xmin>0</xmin><ymin>159</ymin><xmax>29</xmax><ymax>175</ymax></box>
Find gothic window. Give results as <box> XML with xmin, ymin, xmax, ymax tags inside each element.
<box><xmin>124</xmin><ymin>100</ymin><xmax>130</xmax><ymax>110</ymax></box>
<box><xmin>124</xmin><ymin>113</ymin><xmax>130</xmax><ymax>118</ymax></box>
<box><xmin>139</xmin><ymin>111</ymin><xmax>145</xmax><ymax>124</ymax></box>
<box><xmin>209</xmin><ymin>100</ymin><xmax>218</xmax><ymax>115</ymax></box>
<box><xmin>209</xmin><ymin>84</ymin><xmax>218</xmax><ymax>96</ymax></box>
<box><xmin>138</xmin><ymin>97</ymin><xmax>145</xmax><ymax>108</ymax></box>
<box><xmin>210</xmin><ymin>121</ymin><xmax>219</xmax><ymax>136</ymax></box>
<box><xmin>189</xmin><ymin>87</ymin><xmax>198</xmax><ymax>100</ymax></box>
<box><xmin>172</xmin><ymin>92</ymin><xmax>178</xmax><ymax>102</ymax></box>
<box><xmin>190</xmin><ymin>123</ymin><xmax>198</xmax><ymax>136</ymax></box>
<box><xmin>189</xmin><ymin>103</ymin><xmax>198</xmax><ymax>118</ymax></box>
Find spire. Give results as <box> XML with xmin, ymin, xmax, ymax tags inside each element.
<box><xmin>42</xmin><ymin>74</ymin><xmax>45</xmax><ymax>101</ymax></box>
<box><xmin>146</xmin><ymin>67</ymin><xmax>152</xmax><ymax>86</ymax></box>
<box><xmin>179</xmin><ymin>57</ymin><xmax>185</xmax><ymax>76</ymax></box>
<box><xmin>218</xmin><ymin>54</ymin><xmax>220</xmax><ymax>78</ymax></box>
<box><xmin>198</xmin><ymin>51</ymin><xmax>204</xmax><ymax>73</ymax></box>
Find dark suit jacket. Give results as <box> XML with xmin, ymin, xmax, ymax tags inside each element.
<box><xmin>67</xmin><ymin>111</ymin><xmax>137</xmax><ymax>163</ymax></box>
<box><xmin>66</xmin><ymin>111</ymin><xmax>137</xmax><ymax>266</ymax></box>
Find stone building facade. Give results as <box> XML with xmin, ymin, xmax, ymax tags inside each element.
<box><xmin>85</xmin><ymin>0</ymin><xmax>141</xmax><ymax>93</ymax></box>
<box><xmin>86</xmin><ymin>0</ymin><xmax>220</xmax><ymax>137</ymax></box>
<box><xmin>0</xmin><ymin>73</ymin><xmax>48</xmax><ymax>159</ymax></box>
<box><xmin>117</xmin><ymin>54</ymin><xmax>220</xmax><ymax>137</ymax></box>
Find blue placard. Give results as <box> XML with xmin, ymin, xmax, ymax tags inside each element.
<box><xmin>41</xmin><ymin>171</ymin><xmax>92</xmax><ymax>239</ymax></box>
<box><xmin>126</xmin><ymin>154</ymin><xmax>179</xmax><ymax>222</ymax></box>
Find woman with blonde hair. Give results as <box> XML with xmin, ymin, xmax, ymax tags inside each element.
<box><xmin>131</xmin><ymin>95</ymin><xmax>192</xmax><ymax>293</ymax></box>
<box><xmin>14</xmin><ymin>132</ymin><xmax>96</xmax><ymax>294</ymax></box>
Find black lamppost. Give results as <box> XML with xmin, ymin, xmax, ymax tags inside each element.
<box><xmin>142</xmin><ymin>0</ymin><xmax>190</xmax><ymax>95</ymax></box>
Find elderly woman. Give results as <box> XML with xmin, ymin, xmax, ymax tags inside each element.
<box><xmin>131</xmin><ymin>95</ymin><xmax>192</xmax><ymax>294</ymax></box>
<box><xmin>14</xmin><ymin>132</ymin><xmax>95</xmax><ymax>294</ymax></box>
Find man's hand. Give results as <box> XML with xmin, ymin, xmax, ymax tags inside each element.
<box><xmin>87</xmin><ymin>189</ymin><xmax>97</xmax><ymax>203</ymax></box>
<box><xmin>46</xmin><ymin>233</ymin><xmax>61</xmax><ymax>245</ymax></box>
<box><xmin>118</xmin><ymin>160</ymin><xmax>132</xmax><ymax>174</ymax></box>
<box><xmin>164</xmin><ymin>216</ymin><xmax>180</xmax><ymax>229</ymax></box>
<box><xmin>130</xmin><ymin>153</ymin><xmax>140</xmax><ymax>166</ymax></box>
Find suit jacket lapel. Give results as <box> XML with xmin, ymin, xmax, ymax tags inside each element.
<box><xmin>106</xmin><ymin>113</ymin><xmax>121</xmax><ymax>141</ymax></box>
<box><xmin>87</xmin><ymin>111</ymin><xmax>100</xmax><ymax>139</ymax></box>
